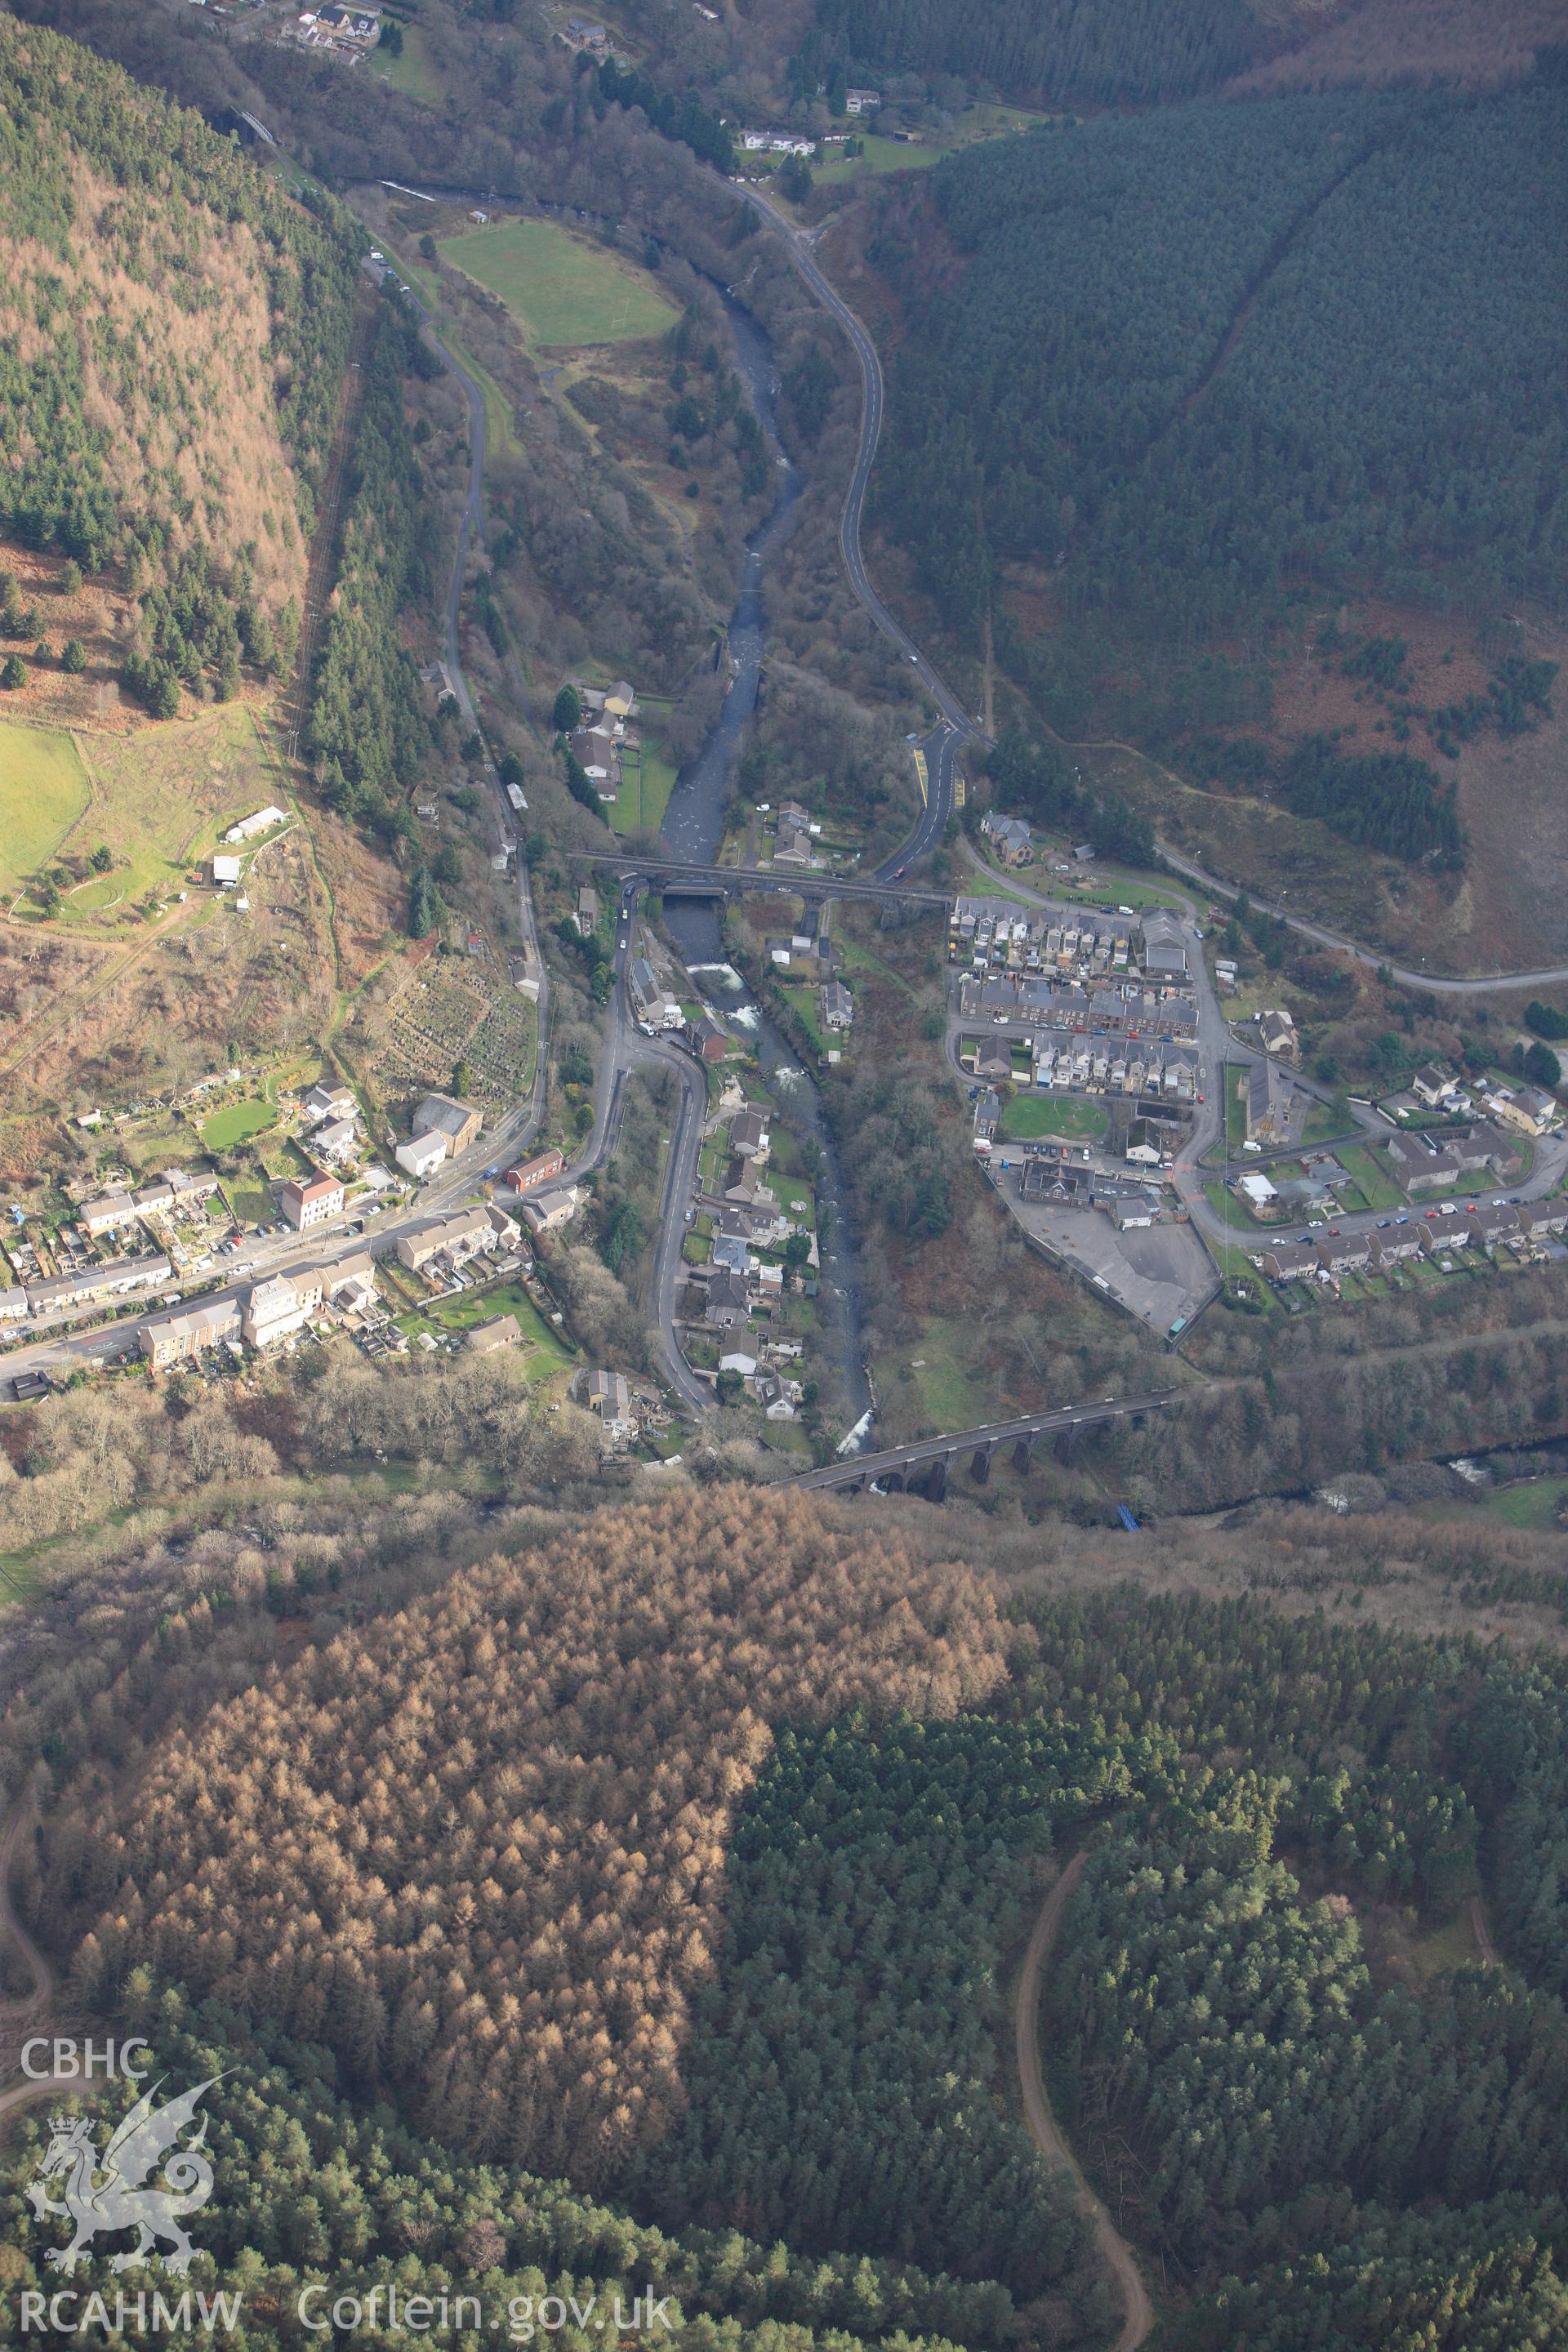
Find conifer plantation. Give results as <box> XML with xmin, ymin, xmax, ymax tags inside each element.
<box><xmin>0</xmin><ymin>16</ymin><xmax>354</xmax><ymax>696</ymax></box>
<box><xmin>872</xmin><ymin>75</ymin><xmax>1568</xmax><ymax>791</ymax></box>
<box><xmin>2</xmin><ymin>0</ymin><xmax>1568</xmax><ymax>2337</ymax></box>
<box><xmin>9</xmin><ymin>1492</ymin><xmax>1568</xmax><ymax>2346</ymax></box>
<box><xmin>42</xmin><ymin>1494</ymin><xmax>1010</xmax><ymax>2181</ymax></box>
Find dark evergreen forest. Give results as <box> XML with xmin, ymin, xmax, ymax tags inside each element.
<box><xmin>11</xmin><ymin>1508</ymin><xmax>1568</xmax><ymax>2347</ymax></box>
<box><xmin>816</xmin><ymin>0</ymin><xmax>1273</xmax><ymax>107</ymax></box>
<box><xmin>304</xmin><ymin>298</ymin><xmax>435</xmax><ymax>835</ymax></box>
<box><xmin>873</xmin><ymin>79</ymin><xmax>1568</xmax><ymax>772</ymax></box>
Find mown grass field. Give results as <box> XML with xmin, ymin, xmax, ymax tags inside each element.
<box><xmin>224</xmin><ymin>1177</ymin><xmax>273</xmax><ymax>1230</ymax></box>
<box><xmin>772</xmin><ymin>980</ymin><xmax>829</xmax><ymax>1054</ymax></box>
<box><xmin>613</xmin><ymin>731</ymin><xmax>679</xmax><ymax>834</ymax></box>
<box><xmin>439</xmin><ymin>218</ymin><xmax>676</xmax><ymax>348</ymax></box>
<box><xmin>1339</xmin><ymin>1143</ymin><xmax>1404</xmax><ymax>1211</ymax></box>
<box><xmin>201</xmin><ymin>1098</ymin><xmax>277</xmax><ymax>1150</ymax></box>
<box><xmin>815</xmin><ymin>136</ymin><xmax>942</xmax><ymax>185</ymax></box>
<box><xmin>1001</xmin><ymin>1094</ymin><xmax>1107</xmax><ymax>1141</ymax></box>
<box><xmin>0</xmin><ymin>719</ymin><xmax>92</xmax><ymax>896</ymax></box>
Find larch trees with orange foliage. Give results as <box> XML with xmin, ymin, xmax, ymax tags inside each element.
<box><xmin>47</xmin><ymin>1490</ymin><xmax>1009</xmax><ymax>2180</ymax></box>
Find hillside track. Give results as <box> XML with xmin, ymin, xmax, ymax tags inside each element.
<box><xmin>0</xmin><ymin>1793</ymin><xmax>93</xmax><ymax>2147</ymax></box>
<box><xmin>1014</xmin><ymin>1854</ymin><xmax>1154</xmax><ymax>2352</ymax></box>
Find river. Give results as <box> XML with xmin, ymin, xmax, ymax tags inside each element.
<box><xmin>660</xmin><ymin>287</ymin><xmax>873</xmax><ymax>1436</ymax></box>
<box><xmin>362</xmin><ymin>182</ymin><xmax>875</xmax><ymax>1436</ymax></box>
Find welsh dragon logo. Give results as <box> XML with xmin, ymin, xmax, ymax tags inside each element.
<box><xmin>26</xmin><ymin>2074</ymin><xmax>223</xmax><ymax>2274</ymax></box>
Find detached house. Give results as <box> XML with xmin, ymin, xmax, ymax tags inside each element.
<box><xmin>731</xmin><ymin>1107</ymin><xmax>771</xmax><ymax>1162</ymax></box>
<box><xmin>1255</xmin><ymin>1009</ymin><xmax>1298</xmax><ymax>1060</ymax></box>
<box><xmin>980</xmin><ymin>813</ymin><xmax>1032</xmax><ymax>866</ymax></box>
<box><xmin>1412</xmin><ymin>1063</ymin><xmax>1456</xmax><ymax>1107</ymax></box>
<box><xmin>688</xmin><ymin>1015</ymin><xmax>728</xmax><ymax>1064</ymax></box>
<box><xmin>704</xmin><ymin>1268</ymin><xmax>751</xmax><ymax>1330</ymax></box>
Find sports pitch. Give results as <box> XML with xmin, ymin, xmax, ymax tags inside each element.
<box><xmin>438</xmin><ymin>218</ymin><xmax>676</xmax><ymax>348</ymax></box>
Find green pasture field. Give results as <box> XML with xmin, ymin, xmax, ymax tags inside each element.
<box><xmin>1001</xmin><ymin>1094</ymin><xmax>1107</xmax><ymax>1141</ymax></box>
<box><xmin>200</xmin><ymin>1099</ymin><xmax>277</xmax><ymax>1151</ymax></box>
<box><xmin>815</xmin><ymin>136</ymin><xmax>942</xmax><ymax>185</ymax></box>
<box><xmin>1479</xmin><ymin>1475</ymin><xmax>1568</xmax><ymax>1530</ymax></box>
<box><xmin>438</xmin><ymin>218</ymin><xmax>676</xmax><ymax>349</ymax></box>
<box><xmin>369</xmin><ymin>20</ymin><xmax>443</xmax><ymax>103</ymax></box>
<box><xmin>0</xmin><ymin>719</ymin><xmax>92</xmax><ymax>897</ymax></box>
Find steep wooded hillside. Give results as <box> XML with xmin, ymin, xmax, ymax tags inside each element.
<box><xmin>816</xmin><ymin>0</ymin><xmax>1561</xmax><ymax>105</ymax></box>
<box><xmin>817</xmin><ymin>0</ymin><xmax>1281</xmax><ymax>105</ymax></box>
<box><xmin>46</xmin><ymin>1491</ymin><xmax>1009</xmax><ymax>2183</ymax></box>
<box><xmin>11</xmin><ymin>1481</ymin><xmax>1568</xmax><ymax>2341</ymax></box>
<box><xmin>872</xmin><ymin>78</ymin><xmax>1568</xmax><ymax>759</ymax></box>
<box><xmin>0</xmin><ymin>15</ymin><xmax>354</xmax><ymax>635</ymax></box>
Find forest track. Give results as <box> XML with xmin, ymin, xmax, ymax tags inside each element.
<box><xmin>0</xmin><ymin>1796</ymin><xmax>52</xmax><ymax>2022</ymax></box>
<box><xmin>1470</xmin><ymin>1895</ymin><xmax>1500</xmax><ymax>1967</ymax></box>
<box><xmin>0</xmin><ymin>1792</ymin><xmax>90</xmax><ymax>2141</ymax></box>
<box><xmin>1014</xmin><ymin>1853</ymin><xmax>1154</xmax><ymax>2352</ymax></box>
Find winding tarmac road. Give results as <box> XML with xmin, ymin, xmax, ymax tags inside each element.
<box><xmin>744</xmin><ymin>186</ymin><xmax>1568</xmax><ymax>998</ymax></box>
<box><xmin>1156</xmin><ymin>839</ymin><xmax>1568</xmax><ymax>996</ymax></box>
<box><xmin>12</xmin><ymin>188</ymin><xmax>1559</xmax><ymax>1410</ymax></box>
<box><xmin>1014</xmin><ymin>1855</ymin><xmax>1154</xmax><ymax>2352</ymax></box>
<box><xmin>737</xmin><ymin>186</ymin><xmax>977</xmax><ymax>875</ymax></box>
